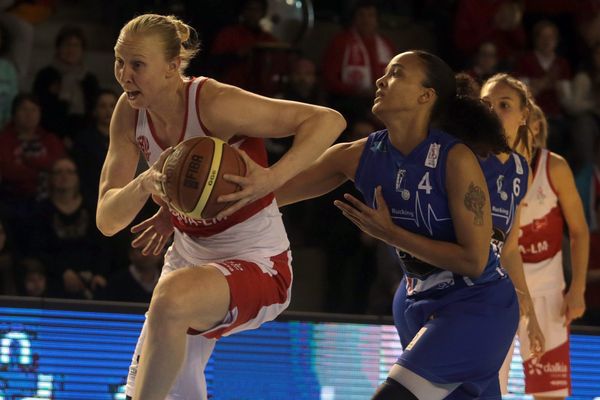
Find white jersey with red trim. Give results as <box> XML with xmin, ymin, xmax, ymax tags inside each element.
<box><xmin>134</xmin><ymin>77</ymin><xmax>288</xmax><ymax>255</ymax></box>
<box><xmin>518</xmin><ymin>149</ymin><xmax>565</xmax><ymax>293</ymax></box>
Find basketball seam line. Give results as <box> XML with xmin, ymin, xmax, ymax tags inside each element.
<box><xmin>190</xmin><ymin>137</ymin><xmax>223</xmax><ymax>218</ymax></box>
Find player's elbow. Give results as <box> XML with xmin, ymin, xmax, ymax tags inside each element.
<box><xmin>463</xmin><ymin>251</ymin><xmax>488</xmax><ymax>279</ymax></box>
<box><xmin>96</xmin><ymin>212</ymin><xmax>118</xmax><ymax>237</ymax></box>
<box><xmin>318</xmin><ymin>107</ymin><xmax>347</xmax><ymax>138</ymax></box>
<box><xmin>96</xmin><ymin>220</ymin><xmax>117</xmax><ymax>237</ymax></box>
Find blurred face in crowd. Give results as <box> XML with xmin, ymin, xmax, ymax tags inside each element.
<box><xmin>115</xmin><ymin>33</ymin><xmax>178</xmax><ymax>109</ymax></box>
<box><xmin>476</xmin><ymin>42</ymin><xmax>498</xmax><ymax>74</ymax></box>
<box><xmin>353</xmin><ymin>6</ymin><xmax>378</xmax><ymax>37</ymax></box>
<box><xmin>57</xmin><ymin>35</ymin><xmax>84</xmax><ymax>65</ymax></box>
<box><xmin>373</xmin><ymin>52</ymin><xmax>432</xmax><ymax>120</ymax></box>
<box><xmin>291</xmin><ymin>59</ymin><xmax>316</xmax><ymax>89</ymax></box>
<box><xmin>50</xmin><ymin>158</ymin><xmax>79</xmax><ymax>194</ymax></box>
<box><xmin>94</xmin><ymin>93</ymin><xmax>117</xmax><ymax>127</ymax></box>
<box><xmin>14</xmin><ymin>99</ymin><xmax>41</xmax><ymax>132</ymax></box>
<box><xmin>535</xmin><ymin>24</ymin><xmax>558</xmax><ymax>56</ymax></box>
<box><xmin>25</xmin><ymin>272</ymin><xmax>46</xmax><ymax>297</ymax></box>
<box><xmin>481</xmin><ymin>81</ymin><xmax>527</xmax><ymax>144</ymax></box>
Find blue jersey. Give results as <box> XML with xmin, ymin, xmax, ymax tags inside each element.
<box><xmin>355</xmin><ymin>129</ymin><xmax>503</xmax><ymax>297</ymax></box>
<box><xmin>479</xmin><ymin>152</ymin><xmax>529</xmax><ymax>257</ymax></box>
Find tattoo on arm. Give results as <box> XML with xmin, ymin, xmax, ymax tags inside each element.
<box><xmin>464</xmin><ymin>182</ymin><xmax>486</xmax><ymax>226</ymax></box>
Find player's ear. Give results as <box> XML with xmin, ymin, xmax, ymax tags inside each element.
<box><xmin>166</xmin><ymin>57</ymin><xmax>181</xmax><ymax>78</ymax></box>
<box><xmin>417</xmin><ymin>87</ymin><xmax>435</xmax><ymax>105</ymax></box>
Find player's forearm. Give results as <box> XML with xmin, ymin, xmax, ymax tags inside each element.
<box><xmin>386</xmin><ymin>225</ymin><xmax>488</xmax><ymax>278</ymax></box>
<box><xmin>276</xmin><ymin>171</ymin><xmax>346</xmax><ymax>207</ymax></box>
<box><xmin>96</xmin><ymin>173</ymin><xmax>151</xmax><ymax>236</ymax></box>
<box><xmin>569</xmin><ymin>231</ymin><xmax>590</xmax><ymax>292</ymax></box>
<box><xmin>501</xmin><ymin>248</ymin><xmax>534</xmax><ymax>310</ymax></box>
<box><xmin>269</xmin><ymin>109</ymin><xmax>346</xmax><ymax>188</ymax></box>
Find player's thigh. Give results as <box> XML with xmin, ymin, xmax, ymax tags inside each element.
<box><xmin>387</xmin><ymin>364</ymin><xmax>459</xmax><ymax>400</ymax></box>
<box><xmin>150</xmin><ymin>264</ymin><xmax>230</xmax><ymax>331</ymax></box>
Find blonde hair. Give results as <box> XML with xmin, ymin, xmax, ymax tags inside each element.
<box><xmin>528</xmin><ymin>102</ymin><xmax>548</xmax><ymax>149</ymax></box>
<box><xmin>482</xmin><ymin>73</ymin><xmax>536</xmax><ymax>158</ymax></box>
<box><xmin>117</xmin><ymin>14</ymin><xmax>200</xmax><ymax>74</ymax></box>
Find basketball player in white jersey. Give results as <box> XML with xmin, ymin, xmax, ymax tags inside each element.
<box><xmin>96</xmin><ymin>14</ymin><xmax>345</xmax><ymax>400</ymax></box>
<box><xmin>482</xmin><ymin>74</ymin><xmax>589</xmax><ymax>399</ymax></box>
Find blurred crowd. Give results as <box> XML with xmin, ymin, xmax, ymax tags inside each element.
<box><xmin>1</xmin><ymin>0</ymin><xmax>600</xmax><ymax>325</ymax></box>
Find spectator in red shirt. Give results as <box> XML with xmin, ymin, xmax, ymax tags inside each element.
<box><xmin>322</xmin><ymin>0</ymin><xmax>395</xmax><ymax>120</ymax></box>
<box><xmin>0</xmin><ymin>93</ymin><xmax>65</xmax><ymax>203</ymax></box>
<box><xmin>516</xmin><ymin>20</ymin><xmax>572</xmax><ymax>118</ymax></box>
<box><xmin>210</xmin><ymin>0</ymin><xmax>280</xmax><ymax>91</ymax></box>
<box><xmin>453</xmin><ymin>0</ymin><xmax>526</xmax><ymax>67</ymax></box>
<box><xmin>516</xmin><ymin>20</ymin><xmax>572</xmax><ymax>154</ymax></box>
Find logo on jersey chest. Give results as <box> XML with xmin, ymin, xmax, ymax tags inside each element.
<box><xmin>425</xmin><ymin>143</ymin><xmax>440</xmax><ymax>168</ymax></box>
<box><xmin>395</xmin><ymin>169</ymin><xmax>410</xmax><ymax>200</ymax></box>
<box><xmin>535</xmin><ymin>186</ymin><xmax>547</xmax><ymax>204</ymax></box>
<box><xmin>497</xmin><ymin>175</ymin><xmax>508</xmax><ymax>201</ymax></box>
<box><xmin>137</xmin><ymin>136</ymin><xmax>151</xmax><ymax>162</ymax></box>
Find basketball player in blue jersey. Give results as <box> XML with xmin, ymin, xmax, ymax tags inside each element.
<box><xmin>275</xmin><ymin>51</ymin><xmax>519</xmax><ymax>399</ymax></box>
<box><xmin>96</xmin><ymin>13</ymin><xmax>345</xmax><ymax>400</ymax></box>
<box><xmin>455</xmin><ymin>74</ymin><xmax>546</xmax><ymax>369</ymax></box>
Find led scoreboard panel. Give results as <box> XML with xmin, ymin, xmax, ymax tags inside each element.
<box><xmin>0</xmin><ymin>298</ymin><xmax>599</xmax><ymax>399</ymax></box>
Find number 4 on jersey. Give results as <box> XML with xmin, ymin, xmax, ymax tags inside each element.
<box><xmin>418</xmin><ymin>172</ymin><xmax>432</xmax><ymax>194</ymax></box>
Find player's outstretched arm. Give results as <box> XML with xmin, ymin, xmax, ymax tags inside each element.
<box><xmin>200</xmin><ymin>80</ymin><xmax>346</xmax><ymax>218</ymax></box>
<box><xmin>275</xmin><ymin>139</ymin><xmax>366</xmax><ymax>207</ymax></box>
<box><xmin>96</xmin><ymin>94</ymin><xmax>172</xmax><ymax>236</ymax></box>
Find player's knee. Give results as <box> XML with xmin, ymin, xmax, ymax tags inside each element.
<box><xmin>148</xmin><ymin>274</ymin><xmax>189</xmax><ymax>322</ymax></box>
<box><xmin>371</xmin><ymin>378</ymin><xmax>419</xmax><ymax>400</ymax></box>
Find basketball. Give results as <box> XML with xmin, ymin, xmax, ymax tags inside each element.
<box><xmin>161</xmin><ymin>136</ymin><xmax>246</xmax><ymax>219</ymax></box>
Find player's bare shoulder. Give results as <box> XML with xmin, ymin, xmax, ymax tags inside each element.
<box><xmin>446</xmin><ymin>142</ymin><xmax>479</xmax><ymax>171</ymax></box>
<box><xmin>195</xmin><ymin>79</ymin><xmax>242</xmax><ymax>140</ymax></box>
<box><xmin>330</xmin><ymin>137</ymin><xmax>368</xmax><ymax>180</ymax></box>
<box><xmin>547</xmin><ymin>151</ymin><xmax>570</xmax><ymax>173</ymax></box>
<box><xmin>547</xmin><ymin>151</ymin><xmax>574</xmax><ymax>194</ymax></box>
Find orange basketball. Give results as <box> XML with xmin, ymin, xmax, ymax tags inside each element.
<box><xmin>161</xmin><ymin>137</ymin><xmax>246</xmax><ymax>219</ymax></box>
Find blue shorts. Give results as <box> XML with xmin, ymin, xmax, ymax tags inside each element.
<box><xmin>393</xmin><ymin>277</ymin><xmax>519</xmax><ymax>399</ymax></box>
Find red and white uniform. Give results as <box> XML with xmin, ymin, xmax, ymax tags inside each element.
<box><xmin>501</xmin><ymin>149</ymin><xmax>570</xmax><ymax>397</ymax></box>
<box><xmin>126</xmin><ymin>77</ymin><xmax>292</xmax><ymax>400</ymax></box>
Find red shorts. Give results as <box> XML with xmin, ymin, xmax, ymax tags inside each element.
<box><xmin>186</xmin><ymin>250</ymin><xmax>293</xmax><ymax>339</ymax></box>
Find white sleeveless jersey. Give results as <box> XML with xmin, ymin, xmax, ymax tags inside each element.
<box><xmin>134</xmin><ymin>77</ymin><xmax>289</xmax><ymax>258</ymax></box>
<box><xmin>518</xmin><ymin>149</ymin><xmax>565</xmax><ymax>293</ymax></box>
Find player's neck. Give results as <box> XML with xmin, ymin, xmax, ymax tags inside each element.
<box><xmin>385</xmin><ymin>116</ymin><xmax>429</xmax><ymax>155</ymax></box>
<box><xmin>495</xmin><ymin>152</ymin><xmax>510</xmax><ymax>163</ymax></box>
<box><xmin>146</xmin><ymin>79</ymin><xmax>187</xmax><ymax>133</ymax></box>
<box><xmin>51</xmin><ymin>190</ymin><xmax>82</xmax><ymax>212</ymax></box>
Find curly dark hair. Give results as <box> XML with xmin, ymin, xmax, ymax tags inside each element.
<box><xmin>414</xmin><ymin>51</ymin><xmax>510</xmax><ymax>157</ymax></box>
